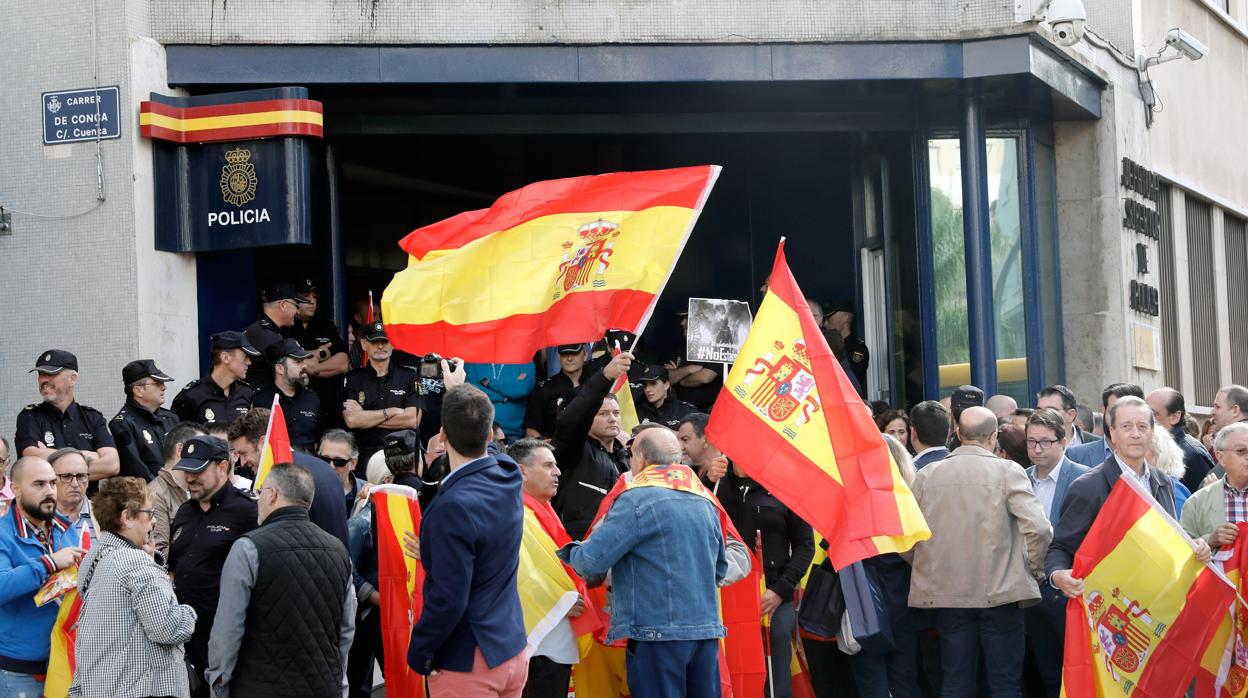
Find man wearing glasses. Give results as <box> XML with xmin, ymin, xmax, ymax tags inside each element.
<box><xmin>1022</xmin><ymin>408</ymin><xmax>1089</xmax><ymax>698</ymax></box>
<box><xmin>244</xmin><ymin>280</ymin><xmax>309</xmax><ymax>386</ymax></box>
<box><xmin>47</xmin><ymin>448</ymin><xmax>94</xmax><ymax>542</ymax></box>
<box><xmin>110</xmin><ymin>359</ymin><xmax>180</xmax><ymax>481</ymax></box>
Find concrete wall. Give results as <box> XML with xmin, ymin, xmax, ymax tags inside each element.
<box><xmin>0</xmin><ymin>0</ymin><xmax>197</xmax><ymax>441</ymax></box>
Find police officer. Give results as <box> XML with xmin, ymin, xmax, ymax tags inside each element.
<box><xmin>823</xmin><ymin>300</ymin><xmax>869</xmax><ymax>395</ymax></box>
<box><xmin>524</xmin><ymin>343</ymin><xmax>589</xmax><ymax>439</ymax></box>
<box><xmin>635</xmin><ymin>364</ymin><xmax>698</xmax><ymax>429</ymax></box>
<box><xmin>286</xmin><ymin>278</ymin><xmax>349</xmax><ymax>427</ymax></box>
<box><xmin>168</xmin><ymin>435</ymin><xmax>259</xmax><ymax>694</ymax></box>
<box><xmin>172</xmin><ymin>331</ymin><xmax>260</xmax><ymax>426</ymax></box>
<box><xmin>251</xmin><ymin>338</ymin><xmax>321</xmax><ymax>452</ymax></box>
<box><xmin>341</xmin><ymin>321</ymin><xmax>423</xmax><ymax>464</ymax></box>
<box><xmin>244</xmin><ymin>280</ymin><xmax>307</xmax><ymax>386</ymax></box>
<box><xmin>109</xmin><ymin>359</ymin><xmax>179</xmax><ymax>481</ymax></box>
<box><xmin>15</xmin><ymin>349</ymin><xmax>120</xmax><ymax>482</ymax></box>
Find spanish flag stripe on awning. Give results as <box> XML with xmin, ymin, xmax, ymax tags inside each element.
<box><xmin>139</xmin><ymin>98</ymin><xmax>323</xmax><ymax>143</ymax></box>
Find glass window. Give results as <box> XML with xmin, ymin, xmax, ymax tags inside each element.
<box><xmin>928</xmin><ymin>138</ymin><xmax>969</xmax><ymax>395</ymax></box>
<box><xmin>986</xmin><ymin>137</ymin><xmax>1028</xmax><ymax>403</ymax></box>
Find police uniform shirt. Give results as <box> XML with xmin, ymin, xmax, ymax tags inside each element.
<box><xmin>673</xmin><ymin>360</ymin><xmax>724</xmax><ymax>412</ymax></box>
<box><xmin>15</xmin><ymin>400</ymin><xmax>114</xmax><ymax>455</ymax></box>
<box><xmin>109</xmin><ymin>398</ymin><xmax>180</xmax><ymax>481</ymax></box>
<box><xmin>168</xmin><ymin>484</ymin><xmax>258</xmax><ymax>619</ymax></box>
<box><xmin>284</xmin><ymin>315</ymin><xmax>347</xmax><ymax>362</ymax></box>
<box><xmin>637</xmin><ymin>394</ymin><xmax>699</xmax><ymax>430</ymax></box>
<box><xmin>244</xmin><ymin>313</ymin><xmax>286</xmax><ymax>386</ymax></box>
<box><xmin>524</xmin><ymin>372</ymin><xmax>578</xmax><ymax>438</ymax></box>
<box><xmin>172</xmin><ymin>375</ymin><xmax>255</xmax><ymax>425</ymax></box>
<box><xmin>341</xmin><ymin>363</ymin><xmax>424</xmax><ymax>456</ymax></box>
<box><xmin>251</xmin><ymin>383</ymin><xmax>322</xmax><ymax>452</ymax></box>
<box><xmin>844</xmin><ymin>333</ymin><xmax>870</xmax><ymax>393</ymax></box>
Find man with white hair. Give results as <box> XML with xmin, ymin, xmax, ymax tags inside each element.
<box><xmin>15</xmin><ymin>349</ymin><xmax>119</xmax><ymax>483</ymax></box>
<box><xmin>1182</xmin><ymin>422</ymin><xmax>1248</xmax><ymax>547</ymax></box>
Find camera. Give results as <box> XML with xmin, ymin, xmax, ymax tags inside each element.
<box><xmin>419</xmin><ymin>352</ymin><xmax>457</xmax><ymax>380</ymax></box>
<box><xmin>1044</xmin><ymin>0</ymin><xmax>1086</xmax><ymax>47</ymax></box>
<box><xmin>1165</xmin><ymin>28</ymin><xmax>1208</xmax><ymax>61</ymax></box>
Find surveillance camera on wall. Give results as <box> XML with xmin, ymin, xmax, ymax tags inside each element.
<box><xmin>1164</xmin><ymin>28</ymin><xmax>1208</xmax><ymax>61</ymax></box>
<box><xmin>1045</xmin><ymin>0</ymin><xmax>1087</xmax><ymax>47</ymax></box>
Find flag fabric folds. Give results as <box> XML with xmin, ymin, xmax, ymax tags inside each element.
<box><xmin>382</xmin><ymin>166</ymin><xmax>720</xmax><ymax>363</ymax></box>
<box><xmin>517</xmin><ymin>499</ymin><xmax>585</xmax><ymax>659</ymax></box>
<box><xmin>372</xmin><ymin>484</ymin><xmax>426</xmax><ymax>698</ymax></box>
<box><xmin>1061</xmin><ymin>476</ymin><xmax>1235</xmax><ymax>697</ymax></box>
<box><xmin>253</xmin><ymin>393</ymin><xmax>292</xmax><ymax>490</ymax></box>
<box><xmin>43</xmin><ymin>527</ymin><xmax>92</xmax><ymax>698</ymax></box>
<box><xmin>1198</xmin><ymin>522</ymin><xmax>1248</xmax><ymax>697</ymax></box>
<box><xmin>706</xmin><ymin>240</ymin><xmax>930</xmax><ymax>571</ymax></box>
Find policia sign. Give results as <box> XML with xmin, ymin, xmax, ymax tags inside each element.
<box><xmin>140</xmin><ymin>87</ymin><xmax>323</xmax><ymax>252</ymax></box>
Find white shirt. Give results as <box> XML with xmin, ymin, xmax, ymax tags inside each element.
<box><xmin>1068</xmin><ymin>427</ymin><xmax>1083</xmax><ymax>447</ymax></box>
<box><xmin>1030</xmin><ymin>460</ymin><xmax>1064</xmax><ymax>520</ymax></box>
<box><xmin>1113</xmin><ymin>453</ymin><xmax>1152</xmax><ymax>486</ymax></box>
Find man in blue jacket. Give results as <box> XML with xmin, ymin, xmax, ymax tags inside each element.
<box><xmin>0</xmin><ymin>457</ymin><xmax>85</xmax><ymax>694</ymax></box>
<box><xmin>408</xmin><ymin>384</ymin><xmax>528</xmax><ymax>696</ymax></box>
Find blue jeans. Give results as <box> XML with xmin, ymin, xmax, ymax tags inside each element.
<box><xmin>935</xmin><ymin>605</ymin><xmax>1024</xmax><ymax>698</ymax></box>
<box><xmin>766</xmin><ymin>601</ymin><xmax>795</xmax><ymax>698</ymax></box>
<box><xmin>626</xmin><ymin>638</ymin><xmax>721</xmax><ymax>698</ymax></box>
<box><xmin>1024</xmin><ymin>587</ymin><xmax>1066</xmax><ymax>698</ymax></box>
<box><xmin>0</xmin><ymin>668</ymin><xmax>45</xmax><ymax>697</ymax></box>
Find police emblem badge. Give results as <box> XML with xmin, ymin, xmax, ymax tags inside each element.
<box><xmin>204</xmin><ymin>408</ymin><xmax>216</xmax><ymax>422</ymax></box>
<box><xmin>44</xmin><ymin>431</ymin><xmax>55</xmax><ymax>447</ymax></box>
<box><xmin>143</xmin><ymin>429</ymin><xmax>153</xmax><ymax>444</ymax></box>
<box><xmin>220</xmin><ymin>147</ymin><xmax>258</xmax><ymax>207</ymax></box>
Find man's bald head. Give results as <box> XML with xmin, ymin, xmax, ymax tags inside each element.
<box><xmin>10</xmin><ymin>457</ymin><xmax>57</xmax><ymax>523</ymax></box>
<box><xmin>985</xmin><ymin>394</ymin><xmax>1018</xmax><ymax>419</ymax></box>
<box><xmin>629</xmin><ymin>426</ymin><xmax>684</xmax><ymax>476</ymax></box>
<box><xmin>10</xmin><ymin>456</ymin><xmax>52</xmax><ymax>485</ymax></box>
<box><xmin>957</xmin><ymin>406</ymin><xmax>1000</xmax><ymax>445</ymax></box>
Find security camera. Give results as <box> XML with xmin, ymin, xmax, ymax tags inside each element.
<box><xmin>1045</xmin><ymin>0</ymin><xmax>1087</xmax><ymax>47</ymax></box>
<box><xmin>1165</xmin><ymin>28</ymin><xmax>1208</xmax><ymax>61</ymax></box>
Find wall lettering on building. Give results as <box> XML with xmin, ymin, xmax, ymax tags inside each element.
<box><xmin>1135</xmin><ymin>243</ymin><xmax>1150</xmax><ymax>274</ymax></box>
<box><xmin>1123</xmin><ymin>199</ymin><xmax>1160</xmax><ymax>239</ymax></box>
<box><xmin>1121</xmin><ymin>157</ymin><xmax>1160</xmax><ymax>203</ymax></box>
<box><xmin>1129</xmin><ymin>280</ymin><xmax>1160</xmax><ymax>317</ymax></box>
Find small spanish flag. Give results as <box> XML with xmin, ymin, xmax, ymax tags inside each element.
<box><xmin>706</xmin><ymin>240</ymin><xmax>929</xmax><ymax>571</ymax></box>
<box><xmin>1062</xmin><ymin>476</ymin><xmax>1235</xmax><ymax>697</ymax></box>
<box><xmin>382</xmin><ymin>166</ymin><xmax>720</xmax><ymax>363</ymax></box>
<box><xmin>43</xmin><ymin>527</ymin><xmax>92</xmax><ymax>698</ymax></box>
<box><xmin>253</xmin><ymin>394</ymin><xmax>292</xmax><ymax>490</ymax></box>
<box><xmin>372</xmin><ymin>485</ymin><xmax>426</xmax><ymax>698</ymax></box>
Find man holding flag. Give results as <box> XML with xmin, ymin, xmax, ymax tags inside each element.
<box><xmin>558</xmin><ymin>426</ymin><xmax>728</xmax><ymax>697</ymax></box>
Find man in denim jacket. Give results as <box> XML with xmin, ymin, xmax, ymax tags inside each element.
<box><xmin>558</xmin><ymin>427</ymin><xmax>727</xmax><ymax>698</ymax></box>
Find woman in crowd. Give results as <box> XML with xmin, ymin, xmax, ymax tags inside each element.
<box><xmin>847</xmin><ymin>432</ymin><xmax>922</xmax><ymax>697</ymax></box>
<box><xmin>995</xmin><ymin>423</ymin><xmax>1031</xmax><ymax>469</ymax></box>
<box><xmin>1150</xmin><ymin>427</ymin><xmax>1192</xmax><ymax>516</ymax></box>
<box><xmin>875</xmin><ymin>409</ymin><xmax>911</xmax><ymax>451</ymax></box>
<box><xmin>70</xmin><ymin>477</ymin><xmax>197</xmax><ymax>698</ymax></box>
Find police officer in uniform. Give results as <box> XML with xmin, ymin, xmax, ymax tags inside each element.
<box><xmin>341</xmin><ymin>321</ymin><xmax>423</xmax><ymax>464</ymax></box>
<box><xmin>244</xmin><ymin>280</ymin><xmax>307</xmax><ymax>386</ymax></box>
<box><xmin>635</xmin><ymin>364</ymin><xmax>698</xmax><ymax>429</ymax></box>
<box><xmin>168</xmin><ymin>435</ymin><xmax>259</xmax><ymax>695</ymax></box>
<box><xmin>251</xmin><ymin>338</ymin><xmax>321</xmax><ymax>452</ymax></box>
<box><xmin>286</xmin><ymin>278</ymin><xmax>349</xmax><ymax>424</ymax></box>
<box><xmin>823</xmin><ymin>300</ymin><xmax>869</xmax><ymax>395</ymax></box>
<box><xmin>524</xmin><ymin>343</ymin><xmax>589</xmax><ymax>439</ymax></box>
<box><xmin>172</xmin><ymin>331</ymin><xmax>260</xmax><ymax>426</ymax></box>
<box><xmin>109</xmin><ymin>359</ymin><xmax>179</xmax><ymax>481</ymax></box>
<box><xmin>15</xmin><ymin>349</ymin><xmax>120</xmax><ymax>482</ymax></box>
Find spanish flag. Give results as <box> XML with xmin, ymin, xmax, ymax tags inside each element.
<box><xmin>382</xmin><ymin>166</ymin><xmax>720</xmax><ymax>363</ymax></box>
<box><xmin>706</xmin><ymin>241</ymin><xmax>929</xmax><ymax>571</ymax></box>
<box><xmin>253</xmin><ymin>394</ymin><xmax>292</xmax><ymax>490</ymax></box>
<box><xmin>372</xmin><ymin>484</ymin><xmax>426</xmax><ymax>698</ymax></box>
<box><xmin>43</xmin><ymin>527</ymin><xmax>92</xmax><ymax>698</ymax></box>
<box><xmin>1198</xmin><ymin>523</ymin><xmax>1248</xmax><ymax>697</ymax></box>
<box><xmin>1062</xmin><ymin>476</ymin><xmax>1235</xmax><ymax>697</ymax></box>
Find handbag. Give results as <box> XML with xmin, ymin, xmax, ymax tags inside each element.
<box><xmin>838</xmin><ymin>560</ymin><xmax>895</xmax><ymax>655</ymax></box>
<box><xmin>797</xmin><ymin>560</ymin><xmax>845</xmax><ymax>639</ymax></box>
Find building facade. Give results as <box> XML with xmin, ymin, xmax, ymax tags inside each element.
<box><xmin>1</xmin><ymin>0</ymin><xmax>1245</xmax><ymax>432</ymax></box>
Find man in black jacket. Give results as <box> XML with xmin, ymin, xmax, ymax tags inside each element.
<box><xmin>1146</xmin><ymin>387</ymin><xmax>1215</xmax><ymax>492</ymax></box>
<box><xmin>207</xmin><ymin>462</ymin><xmax>354</xmax><ymax>698</ymax></box>
<box><xmin>717</xmin><ymin>462</ymin><xmax>814</xmax><ymax>698</ymax></box>
<box><xmin>1046</xmin><ymin>396</ymin><xmax>1211</xmax><ymax>599</ymax></box>
<box><xmin>552</xmin><ymin>351</ymin><xmax>633</xmax><ymax>540</ymax></box>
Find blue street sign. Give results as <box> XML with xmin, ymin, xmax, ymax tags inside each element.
<box><xmin>42</xmin><ymin>86</ymin><xmax>121</xmax><ymax>145</ymax></box>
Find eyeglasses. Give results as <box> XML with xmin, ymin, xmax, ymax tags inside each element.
<box><xmin>319</xmin><ymin>455</ymin><xmax>353</xmax><ymax>468</ymax></box>
<box><xmin>1025</xmin><ymin>438</ymin><xmax>1060</xmax><ymax>451</ymax></box>
<box><xmin>136</xmin><ymin>508</ymin><xmax>155</xmax><ymax>517</ymax></box>
<box><xmin>132</xmin><ymin>381</ymin><xmax>163</xmax><ymax>389</ymax></box>
<box><xmin>56</xmin><ymin>473</ymin><xmax>90</xmax><ymax>484</ymax></box>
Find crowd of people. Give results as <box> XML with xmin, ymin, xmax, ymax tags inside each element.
<box><xmin>1</xmin><ymin>274</ymin><xmax>1246</xmax><ymax>698</ymax></box>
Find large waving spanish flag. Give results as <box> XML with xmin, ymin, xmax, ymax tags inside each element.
<box><xmin>1198</xmin><ymin>523</ymin><xmax>1248</xmax><ymax>697</ymax></box>
<box><xmin>1062</xmin><ymin>476</ymin><xmax>1235</xmax><ymax>697</ymax></box>
<box><xmin>706</xmin><ymin>241</ymin><xmax>929</xmax><ymax>571</ymax></box>
<box><xmin>382</xmin><ymin>167</ymin><xmax>720</xmax><ymax>363</ymax></box>
<box><xmin>372</xmin><ymin>485</ymin><xmax>426</xmax><ymax>698</ymax></box>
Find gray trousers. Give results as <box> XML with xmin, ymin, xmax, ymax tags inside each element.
<box><xmin>766</xmin><ymin>600</ymin><xmax>796</xmax><ymax>698</ymax></box>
